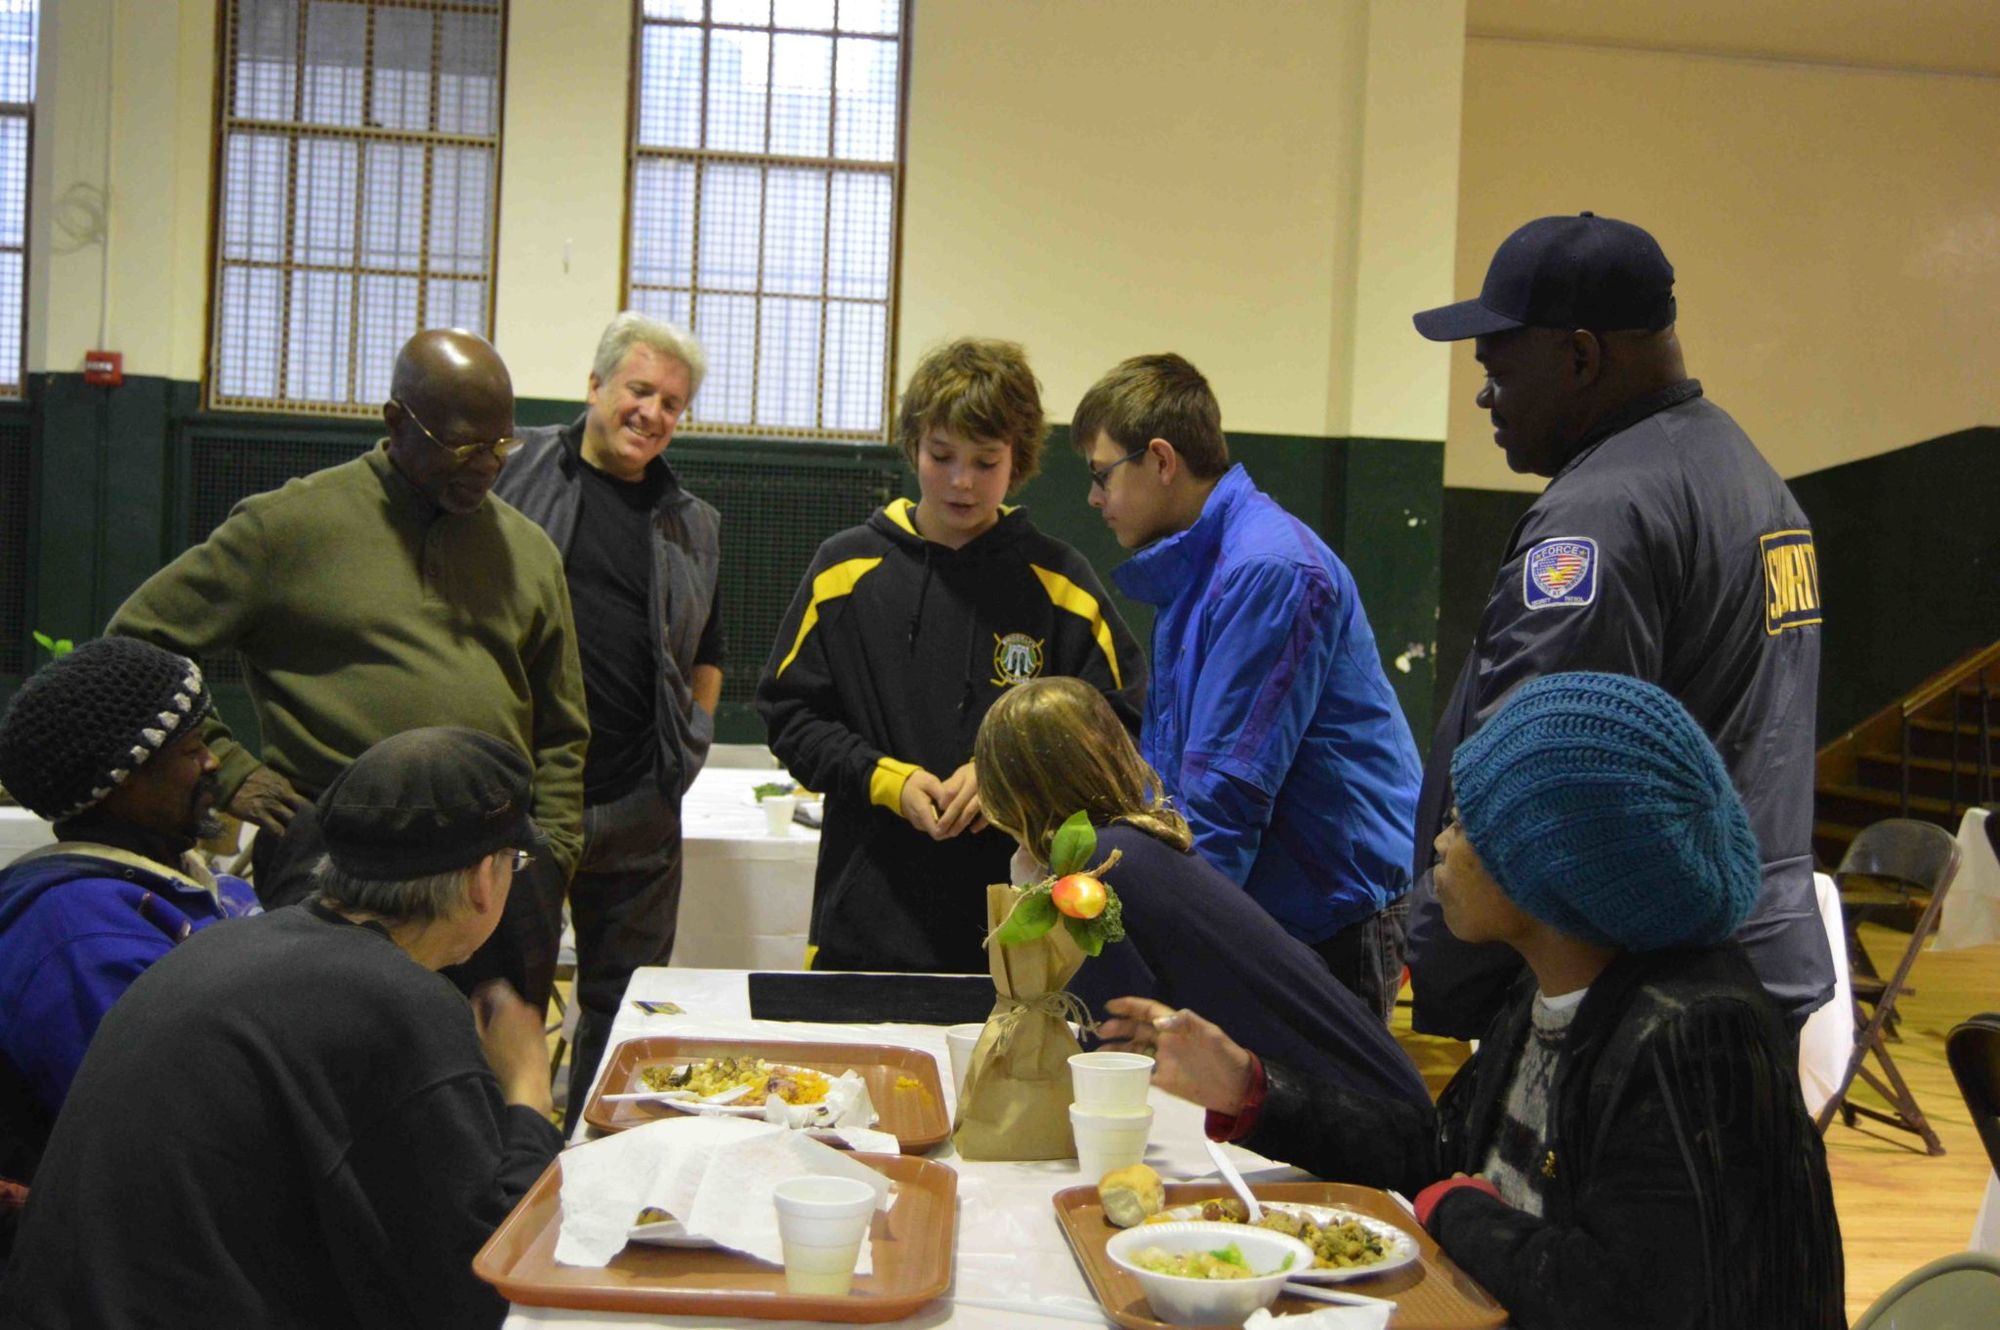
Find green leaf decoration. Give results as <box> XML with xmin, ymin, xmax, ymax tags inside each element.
<box><xmin>1062</xmin><ymin>914</ymin><xmax>1104</xmax><ymax>956</ymax></box>
<box><xmin>33</xmin><ymin>631</ymin><xmax>75</xmax><ymax>659</ymax></box>
<box><xmin>994</xmin><ymin>885</ymin><xmax>1059</xmax><ymax>945</ymax></box>
<box><xmin>1048</xmin><ymin>810</ymin><xmax>1097</xmax><ymax>877</ymax></box>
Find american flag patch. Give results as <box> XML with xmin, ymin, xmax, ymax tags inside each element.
<box><xmin>1523</xmin><ymin>536</ymin><xmax>1598</xmax><ymax>609</ymax></box>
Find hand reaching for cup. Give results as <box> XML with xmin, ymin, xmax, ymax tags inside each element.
<box><xmin>1098</xmin><ymin>997</ymin><xmax>1257</xmax><ymax>1117</ymax></box>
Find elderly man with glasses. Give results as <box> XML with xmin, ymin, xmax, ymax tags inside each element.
<box><xmin>108</xmin><ymin>329</ymin><xmax>589</xmax><ymax>1013</ymax></box>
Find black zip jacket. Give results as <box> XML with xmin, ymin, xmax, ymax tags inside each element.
<box><xmin>1240</xmin><ymin>945</ymin><xmax>1846</xmax><ymax>1330</ymax></box>
<box><xmin>755</xmin><ymin>500</ymin><xmax>1145</xmax><ymax>973</ymax></box>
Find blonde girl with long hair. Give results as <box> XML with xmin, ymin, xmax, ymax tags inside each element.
<box><xmin>975</xmin><ymin>679</ymin><xmax>1428</xmax><ymax>1111</ymax></box>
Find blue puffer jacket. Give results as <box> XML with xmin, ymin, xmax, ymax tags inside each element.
<box><xmin>0</xmin><ymin>845</ymin><xmax>260</xmax><ymax>1126</ymax></box>
<box><xmin>1113</xmin><ymin>465</ymin><xmax>1421</xmax><ymax>944</ymax></box>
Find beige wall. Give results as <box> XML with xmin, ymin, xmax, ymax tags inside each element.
<box><xmin>30</xmin><ymin>0</ymin><xmax>1469</xmax><ymax>444</ymax></box>
<box><xmin>31</xmin><ymin>0</ymin><xmax>215</xmax><ymax>381</ymax></box>
<box><xmin>1447</xmin><ymin>36</ymin><xmax>2000</xmax><ymax>490</ymax></box>
<box><xmin>899</xmin><ymin>0</ymin><xmax>1459</xmax><ymax>441</ymax></box>
<box><xmin>490</xmin><ymin>0</ymin><xmax>631</xmax><ymax>401</ymax></box>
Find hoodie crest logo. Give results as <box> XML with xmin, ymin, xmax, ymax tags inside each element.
<box><xmin>991</xmin><ymin>633</ymin><xmax>1044</xmax><ymax>686</ymax></box>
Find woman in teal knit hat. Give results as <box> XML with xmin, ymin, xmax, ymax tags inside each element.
<box><xmin>1102</xmin><ymin>672</ymin><xmax>1844</xmax><ymax>1330</ymax></box>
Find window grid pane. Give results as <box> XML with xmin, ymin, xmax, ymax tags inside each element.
<box><xmin>210</xmin><ymin>0</ymin><xmax>505</xmax><ymax>417</ymax></box>
<box><xmin>0</xmin><ymin>1</ymin><xmax>37</xmax><ymax>399</ymax></box>
<box><xmin>628</xmin><ymin>0</ymin><xmax>903</xmax><ymax>440</ymax></box>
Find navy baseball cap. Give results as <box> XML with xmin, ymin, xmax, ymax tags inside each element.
<box><xmin>1413</xmin><ymin>212</ymin><xmax>1676</xmax><ymax>342</ymax></box>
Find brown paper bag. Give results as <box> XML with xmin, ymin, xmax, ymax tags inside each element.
<box><xmin>952</xmin><ymin>882</ymin><xmax>1089</xmax><ymax>1160</ymax></box>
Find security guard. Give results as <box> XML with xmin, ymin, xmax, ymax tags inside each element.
<box><xmin>1404</xmin><ymin>213</ymin><xmax>1835</xmax><ymax>1037</ymax></box>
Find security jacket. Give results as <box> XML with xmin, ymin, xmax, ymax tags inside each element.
<box><xmin>756</xmin><ymin>500</ymin><xmax>1145</xmax><ymax>973</ymax></box>
<box><xmin>1408</xmin><ymin>382</ymin><xmax>1835</xmax><ymax>1036</ymax></box>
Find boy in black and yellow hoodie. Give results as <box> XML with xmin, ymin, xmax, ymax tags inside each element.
<box><xmin>756</xmin><ymin>339</ymin><xmax>1146</xmax><ymax>973</ymax></box>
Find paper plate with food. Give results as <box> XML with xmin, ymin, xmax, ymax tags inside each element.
<box><xmin>601</xmin><ymin>1054</ymin><xmax>878</xmax><ymax>1133</ymax></box>
<box><xmin>1145</xmin><ymin>1196</ymin><xmax>1418</xmax><ymax>1283</ymax></box>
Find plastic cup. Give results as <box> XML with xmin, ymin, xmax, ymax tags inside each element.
<box><xmin>772</xmin><ymin>1174</ymin><xmax>878</xmax><ymax>1296</ymax></box>
<box><xmin>1069</xmin><ymin>1050</ymin><xmax>1154</xmax><ymax>1113</ymax></box>
<box><xmin>762</xmin><ymin>796</ymin><xmax>797</xmax><ymax>836</ymax></box>
<box><xmin>944</xmin><ymin>1023</ymin><xmax>984</xmax><ymax>1100</ymax></box>
<box><xmin>1070</xmin><ymin>1102</ymin><xmax>1154</xmax><ymax>1182</ymax></box>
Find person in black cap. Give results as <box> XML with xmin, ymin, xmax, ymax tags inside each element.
<box><xmin>0</xmin><ymin>638</ymin><xmax>260</xmax><ymax>1221</ymax></box>
<box><xmin>2</xmin><ymin>727</ymin><xmax>564</xmax><ymax>1328</ymax></box>
<box><xmin>1402</xmin><ymin>212</ymin><xmax>1834</xmax><ymax>1040</ymax></box>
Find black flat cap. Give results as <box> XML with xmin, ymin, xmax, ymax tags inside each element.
<box><xmin>317</xmin><ymin>727</ymin><xmax>546</xmax><ymax>880</ymax></box>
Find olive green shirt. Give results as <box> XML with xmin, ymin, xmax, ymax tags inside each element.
<box><xmin>108</xmin><ymin>443</ymin><xmax>589</xmax><ymax>877</ymax></box>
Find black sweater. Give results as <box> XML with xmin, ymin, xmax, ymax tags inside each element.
<box><xmin>1073</xmin><ymin>825</ymin><xmax>1430</xmax><ymax>1112</ymax></box>
<box><xmin>1240</xmin><ymin>945</ymin><xmax>1845</xmax><ymax>1330</ymax></box>
<box><xmin>0</xmin><ymin>904</ymin><xmax>563</xmax><ymax>1328</ymax></box>
<box><xmin>756</xmin><ymin>500</ymin><xmax>1145</xmax><ymax>972</ymax></box>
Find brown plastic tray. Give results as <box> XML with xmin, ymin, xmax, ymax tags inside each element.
<box><xmin>473</xmin><ymin>1151</ymin><xmax>957</xmax><ymax>1321</ymax></box>
<box><xmin>581</xmin><ymin>1036</ymin><xmax>951</xmax><ymax>1154</ymax></box>
<box><xmin>1054</xmin><ymin>1181</ymin><xmax>1509</xmax><ymax>1329</ymax></box>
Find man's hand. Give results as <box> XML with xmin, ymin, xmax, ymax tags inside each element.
<box><xmin>470</xmin><ymin>979</ymin><xmax>556</xmax><ymax>1118</ymax></box>
<box><xmin>227</xmin><ymin>765</ymin><xmax>312</xmax><ymax>836</ymax></box>
<box><xmin>936</xmin><ymin>761</ymin><xmax>987</xmax><ymax>837</ymax></box>
<box><xmin>1098</xmin><ymin>997</ymin><xmax>1255</xmax><ymax>1116</ymax></box>
<box><xmin>898</xmin><ymin>767</ymin><xmax>946</xmax><ymax>837</ymax></box>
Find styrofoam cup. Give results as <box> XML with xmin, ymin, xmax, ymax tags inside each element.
<box><xmin>944</xmin><ymin>1023</ymin><xmax>984</xmax><ymax>1100</ymax></box>
<box><xmin>762</xmin><ymin>796</ymin><xmax>798</xmax><ymax>836</ymax></box>
<box><xmin>1069</xmin><ymin>1050</ymin><xmax>1154</xmax><ymax>1113</ymax></box>
<box><xmin>773</xmin><ymin>1175</ymin><xmax>877</xmax><ymax>1296</ymax></box>
<box><xmin>1070</xmin><ymin>1102</ymin><xmax>1153</xmax><ymax>1182</ymax></box>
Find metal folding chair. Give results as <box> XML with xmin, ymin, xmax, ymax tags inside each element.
<box><xmin>1815</xmin><ymin>819</ymin><xmax>1962</xmax><ymax>1154</ymax></box>
<box><xmin>1850</xmin><ymin>1251</ymin><xmax>2000</xmax><ymax>1330</ymax></box>
<box><xmin>1948</xmin><ymin>1012</ymin><xmax>2000</xmax><ymax>1178</ymax></box>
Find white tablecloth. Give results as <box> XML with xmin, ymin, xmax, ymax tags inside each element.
<box><xmin>0</xmin><ymin>806</ymin><xmax>56</xmax><ymax>865</ymax></box>
<box><xmin>1934</xmin><ymin>806</ymin><xmax>2000</xmax><ymax>952</ymax></box>
<box><xmin>507</xmin><ymin>967</ymin><xmax>1318</xmax><ymax>1329</ymax></box>
<box><xmin>1797</xmin><ymin>872</ymin><xmax>1856</xmax><ymax>1119</ymax></box>
<box><xmin>674</xmin><ymin>767</ymin><xmax>818</xmax><ymax>972</ymax></box>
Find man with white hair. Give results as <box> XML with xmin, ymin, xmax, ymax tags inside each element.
<box><xmin>495</xmin><ymin>311</ymin><xmax>725</xmax><ymax>1116</ymax></box>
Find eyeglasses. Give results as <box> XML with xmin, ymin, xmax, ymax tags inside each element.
<box><xmin>394</xmin><ymin>398</ymin><xmax>520</xmax><ymax>463</ymax></box>
<box><xmin>1087</xmin><ymin>444</ymin><xmax>1150</xmax><ymax>491</ymax></box>
<box><xmin>507</xmin><ymin>849</ymin><xmax>536</xmax><ymax>873</ymax></box>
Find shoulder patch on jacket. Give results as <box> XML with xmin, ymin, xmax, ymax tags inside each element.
<box><xmin>1028</xmin><ymin>563</ymin><xmax>1122</xmax><ymax>688</ymax></box>
<box><xmin>1759</xmin><ymin>529</ymin><xmax>1821</xmax><ymax>635</ymax></box>
<box><xmin>775</xmin><ymin>557</ymin><xmax>884</xmax><ymax>677</ymax></box>
<box><xmin>1522</xmin><ymin>536</ymin><xmax>1598</xmax><ymax>609</ymax></box>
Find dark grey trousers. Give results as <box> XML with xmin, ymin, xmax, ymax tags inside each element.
<box><xmin>563</xmin><ymin>777</ymin><xmax>683</xmax><ymax>1126</ymax></box>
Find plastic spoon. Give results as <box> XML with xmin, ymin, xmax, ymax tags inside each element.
<box><xmin>1201</xmin><ymin>1136</ymin><xmax>1265</xmax><ymax>1223</ymax></box>
<box><xmin>1282</xmin><ymin>1282</ymin><xmax>1397</xmax><ymax>1310</ymax></box>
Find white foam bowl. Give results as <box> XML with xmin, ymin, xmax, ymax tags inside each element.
<box><xmin>1104</xmin><ymin>1220</ymin><xmax>1316</xmax><ymax>1326</ymax></box>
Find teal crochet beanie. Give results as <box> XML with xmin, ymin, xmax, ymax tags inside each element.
<box><xmin>1449</xmin><ymin>672</ymin><xmax>1760</xmax><ymax>951</ymax></box>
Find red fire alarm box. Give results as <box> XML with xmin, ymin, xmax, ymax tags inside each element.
<box><xmin>84</xmin><ymin>350</ymin><xmax>123</xmax><ymax>386</ymax></box>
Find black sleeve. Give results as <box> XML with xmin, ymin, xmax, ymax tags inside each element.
<box><xmin>1425</xmin><ymin>1002</ymin><xmax>1839</xmax><ymax>1330</ymax></box>
<box><xmin>694</xmin><ymin>577</ymin><xmax>727</xmax><ymax>671</ymax></box>
<box><xmin>756</xmin><ymin>548</ymin><xmax>896</xmax><ymax>804</ymax></box>
<box><xmin>1238</xmin><ymin>1058</ymin><xmax>1442</xmax><ymax>1197</ymax></box>
<box><xmin>337</xmin><ymin>1076</ymin><xmax>563</xmax><ymax>1330</ymax></box>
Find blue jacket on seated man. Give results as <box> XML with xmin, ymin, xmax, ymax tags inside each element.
<box><xmin>0</xmin><ymin>639</ymin><xmax>258</xmax><ymax>1221</ymax></box>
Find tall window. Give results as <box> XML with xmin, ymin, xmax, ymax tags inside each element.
<box><xmin>0</xmin><ymin>1</ymin><xmax>36</xmax><ymax>399</ymax></box>
<box><xmin>209</xmin><ymin>0</ymin><xmax>505</xmax><ymax>416</ymax></box>
<box><xmin>627</xmin><ymin>0</ymin><xmax>905</xmax><ymax>440</ymax></box>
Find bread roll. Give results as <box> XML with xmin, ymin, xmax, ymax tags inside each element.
<box><xmin>1098</xmin><ymin>1163</ymin><xmax>1164</xmax><ymax>1228</ymax></box>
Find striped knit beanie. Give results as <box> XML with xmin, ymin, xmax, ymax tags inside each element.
<box><xmin>0</xmin><ymin>637</ymin><xmax>214</xmax><ymax>821</ymax></box>
<box><xmin>1449</xmin><ymin>672</ymin><xmax>1759</xmax><ymax>952</ymax></box>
